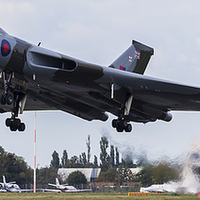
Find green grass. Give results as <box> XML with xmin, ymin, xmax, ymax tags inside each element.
<box><xmin>0</xmin><ymin>192</ymin><xmax>199</xmax><ymax>200</ymax></box>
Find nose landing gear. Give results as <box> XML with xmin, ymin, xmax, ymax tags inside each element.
<box><xmin>5</xmin><ymin>92</ymin><xmax>26</xmax><ymax>132</ymax></box>
<box><xmin>0</xmin><ymin>71</ymin><xmax>26</xmax><ymax>132</ymax></box>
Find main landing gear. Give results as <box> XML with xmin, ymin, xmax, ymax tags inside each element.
<box><xmin>112</xmin><ymin>108</ymin><xmax>132</xmax><ymax>132</ymax></box>
<box><xmin>0</xmin><ymin>71</ymin><xmax>26</xmax><ymax>132</ymax></box>
<box><xmin>112</xmin><ymin>118</ymin><xmax>132</xmax><ymax>132</ymax></box>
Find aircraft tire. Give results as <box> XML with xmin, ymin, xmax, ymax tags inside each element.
<box><xmin>116</xmin><ymin>120</ymin><xmax>124</xmax><ymax>132</ymax></box>
<box><xmin>10</xmin><ymin>124</ymin><xmax>17</xmax><ymax>131</ymax></box>
<box><xmin>14</xmin><ymin>118</ymin><xmax>21</xmax><ymax>128</ymax></box>
<box><xmin>125</xmin><ymin>124</ymin><xmax>132</xmax><ymax>132</ymax></box>
<box><xmin>18</xmin><ymin>123</ymin><xmax>25</xmax><ymax>132</ymax></box>
<box><xmin>116</xmin><ymin>126</ymin><xmax>123</xmax><ymax>132</ymax></box>
<box><xmin>112</xmin><ymin>119</ymin><xmax>118</xmax><ymax>128</ymax></box>
<box><xmin>5</xmin><ymin>118</ymin><xmax>11</xmax><ymax>127</ymax></box>
<box><xmin>121</xmin><ymin>120</ymin><xmax>127</xmax><ymax>127</ymax></box>
<box><xmin>6</xmin><ymin>94</ymin><xmax>13</xmax><ymax>105</ymax></box>
<box><xmin>0</xmin><ymin>94</ymin><xmax>6</xmax><ymax>105</ymax></box>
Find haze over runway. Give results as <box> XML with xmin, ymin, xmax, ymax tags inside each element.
<box><xmin>0</xmin><ymin>0</ymin><xmax>200</xmax><ymax>168</ymax></box>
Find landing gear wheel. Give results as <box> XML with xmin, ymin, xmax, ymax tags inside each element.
<box><xmin>6</xmin><ymin>118</ymin><xmax>26</xmax><ymax>132</ymax></box>
<box><xmin>0</xmin><ymin>94</ymin><xmax>13</xmax><ymax>105</ymax></box>
<box><xmin>112</xmin><ymin>118</ymin><xmax>132</xmax><ymax>133</ymax></box>
<box><xmin>125</xmin><ymin>123</ymin><xmax>132</xmax><ymax>132</ymax></box>
<box><xmin>0</xmin><ymin>94</ymin><xmax>6</xmax><ymax>105</ymax></box>
<box><xmin>10</xmin><ymin>124</ymin><xmax>17</xmax><ymax>132</ymax></box>
<box><xmin>18</xmin><ymin>123</ymin><xmax>25</xmax><ymax>132</ymax></box>
<box><xmin>14</xmin><ymin>118</ymin><xmax>21</xmax><ymax>128</ymax></box>
<box><xmin>4</xmin><ymin>91</ymin><xmax>27</xmax><ymax>132</ymax></box>
<box><xmin>116</xmin><ymin>125</ymin><xmax>123</xmax><ymax>132</ymax></box>
<box><xmin>112</xmin><ymin>119</ymin><xmax>118</xmax><ymax>128</ymax></box>
<box><xmin>121</xmin><ymin>119</ymin><xmax>127</xmax><ymax>128</ymax></box>
<box><xmin>5</xmin><ymin>118</ymin><xmax>11</xmax><ymax>127</ymax></box>
<box><xmin>6</xmin><ymin>94</ymin><xmax>13</xmax><ymax>105</ymax></box>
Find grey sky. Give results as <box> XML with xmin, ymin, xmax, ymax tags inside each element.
<box><xmin>0</xmin><ymin>0</ymin><xmax>200</xmax><ymax>168</ymax></box>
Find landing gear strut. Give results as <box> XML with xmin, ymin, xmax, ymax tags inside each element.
<box><xmin>0</xmin><ymin>71</ymin><xmax>13</xmax><ymax>105</ymax></box>
<box><xmin>112</xmin><ymin>107</ymin><xmax>132</xmax><ymax>132</ymax></box>
<box><xmin>5</xmin><ymin>92</ymin><xmax>26</xmax><ymax>132</ymax></box>
<box><xmin>0</xmin><ymin>71</ymin><xmax>26</xmax><ymax>132</ymax></box>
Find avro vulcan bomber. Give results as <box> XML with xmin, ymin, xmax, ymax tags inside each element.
<box><xmin>1</xmin><ymin>28</ymin><xmax>200</xmax><ymax>132</ymax></box>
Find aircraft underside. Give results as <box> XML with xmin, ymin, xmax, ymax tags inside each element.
<box><xmin>0</xmin><ymin>71</ymin><xmax>135</xmax><ymax>132</ymax></box>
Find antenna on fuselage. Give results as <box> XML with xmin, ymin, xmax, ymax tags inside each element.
<box><xmin>37</xmin><ymin>42</ymin><xmax>41</xmax><ymax>46</ymax></box>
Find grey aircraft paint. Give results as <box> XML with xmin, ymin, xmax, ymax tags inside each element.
<box><xmin>0</xmin><ymin>28</ymin><xmax>200</xmax><ymax>132</ymax></box>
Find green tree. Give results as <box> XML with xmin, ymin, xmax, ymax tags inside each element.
<box><xmin>138</xmin><ymin>160</ymin><xmax>180</xmax><ymax>186</ymax></box>
<box><xmin>86</xmin><ymin>135</ymin><xmax>91</xmax><ymax>164</ymax></box>
<box><xmin>37</xmin><ymin>167</ymin><xmax>57</xmax><ymax>186</ymax></box>
<box><xmin>116</xmin><ymin>147</ymin><xmax>119</xmax><ymax>167</ymax></box>
<box><xmin>138</xmin><ymin>163</ymin><xmax>154</xmax><ymax>186</ymax></box>
<box><xmin>94</xmin><ymin>155</ymin><xmax>98</xmax><ymax>168</ymax></box>
<box><xmin>61</xmin><ymin>150</ymin><xmax>68</xmax><ymax>168</ymax></box>
<box><xmin>79</xmin><ymin>155</ymin><xmax>83</xmax><ymax>165</ymax></box>
<box><xmin>97</xmin><ymin>168</ymin><xmax>116</xmax><ymax>182</ymax></box>
<box><xmin>82</xmin><ymin>152</ymin><xmax>87</xmax><ymax>166</ymax></box>
<box><xmin>0</xmin><ymin>146</ymin><xmax>33</xmax><ymax>185</ymax></box>
<box><xmin>153</xmin><ymin>161</ymin><xmax>179</xmax><ymax>184</ymax></box>
<box><xmin>115</xmin><ymin>166</ymin><xmax>123</xmax><ymax>186</ymax></box>
<box><xmin>50</xmin><ymin>151</ymin><xmax>60</xmax><ymax>169</ymax></box>
<box><xmin>68</xmin><ymin>156</ymin><xmax>79</xmax><ymax>168</ymax></box>
<box><xmin>110</xmin><ymin>145</ymin><xmax>114</xmax><ymax>168</ymax></box>
<box><xmin>100</xmin><ymin>136</ymin><xmax>109</xmax><ymax>172</ymax></box>
<box><xmin>67</xmin><ymin>171</ymin><xmax>87</xmax><ymax>186</ymax></box>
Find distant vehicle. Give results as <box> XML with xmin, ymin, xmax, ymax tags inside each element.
<box><xmin>0</xmin><ymin>176</ymin><xmax>32</xmax><ymax>193</ymax></box>
<box><xmin>48</xmin><ymin>177</ymin><xmax>91</xmax><ymax>193</ymax></box>
<box><xmin>140</xmin><ymin>184</ymin><xmax>175</xmax><ymax>193</ymax></box>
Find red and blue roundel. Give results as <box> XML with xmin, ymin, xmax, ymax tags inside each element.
<box><xmin>1</xmin><ymin>39</ymin><xmax>11</xmax><ymax>57</ymax></box>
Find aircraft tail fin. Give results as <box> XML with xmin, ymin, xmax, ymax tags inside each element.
<box><xmin>56</xmin><ymin>177</ymin><xmax>60</xmax><ymax>186</ymax></box>
<box><xmin>109</xmin><ymin>40</ymin><xmax>154</xmax><ymax>74</ymax></box>
<box><xmin>3</xmin><ymin>176</ymin><xmax>6</xmax><ymax>184</ymax></box>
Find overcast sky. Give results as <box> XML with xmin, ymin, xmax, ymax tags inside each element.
<box><xmin>1</xmin><ymin>0</ymin><xmax>200</xmax><ymax>169</ymax></box>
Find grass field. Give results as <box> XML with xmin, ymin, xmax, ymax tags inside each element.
<box><xmin>0</xmin><ymin>193</ymin><xmax>200</xmax><ymax>200</ymax></box>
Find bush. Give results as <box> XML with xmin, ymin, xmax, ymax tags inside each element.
<box><xmin>67</xmin><ymin>171</ymin><xmax>87</xmax><ymax>186</ymax></box>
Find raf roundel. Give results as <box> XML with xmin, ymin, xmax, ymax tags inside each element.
<box><xmin>1</xmin><ymin>39</ymin><xmax>11</xmax><ymax>57</ymax></box>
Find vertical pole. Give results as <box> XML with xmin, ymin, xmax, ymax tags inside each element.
<box><xmin>34</xmin><ymin>111</ymin><xmax>36</xmax><ymax>193</ymax></box>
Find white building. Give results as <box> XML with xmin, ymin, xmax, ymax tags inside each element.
<box><xmin>58</xmin><ymin>168</ymin><xmax>101</xmax><ymax>182</ymax></box>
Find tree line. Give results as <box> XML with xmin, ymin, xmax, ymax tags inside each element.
<box><xmin>0</xmin><ymin>135</ymin><xmax>181</xmax><ymax>188</ymax></box>
<box><xmin>48</xmin><ymin>135</ymin><xmax>180</xmax><ymax>186</ymax></box>
<box><xmin>0</xmin><ymin>146</ymin><xmax>33</xmax><ymax>185</ymax></box>
<box><xmin>49</xmin><ymin>135</ymin><xmax>136</xmax><ymax>171</ymax></box>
